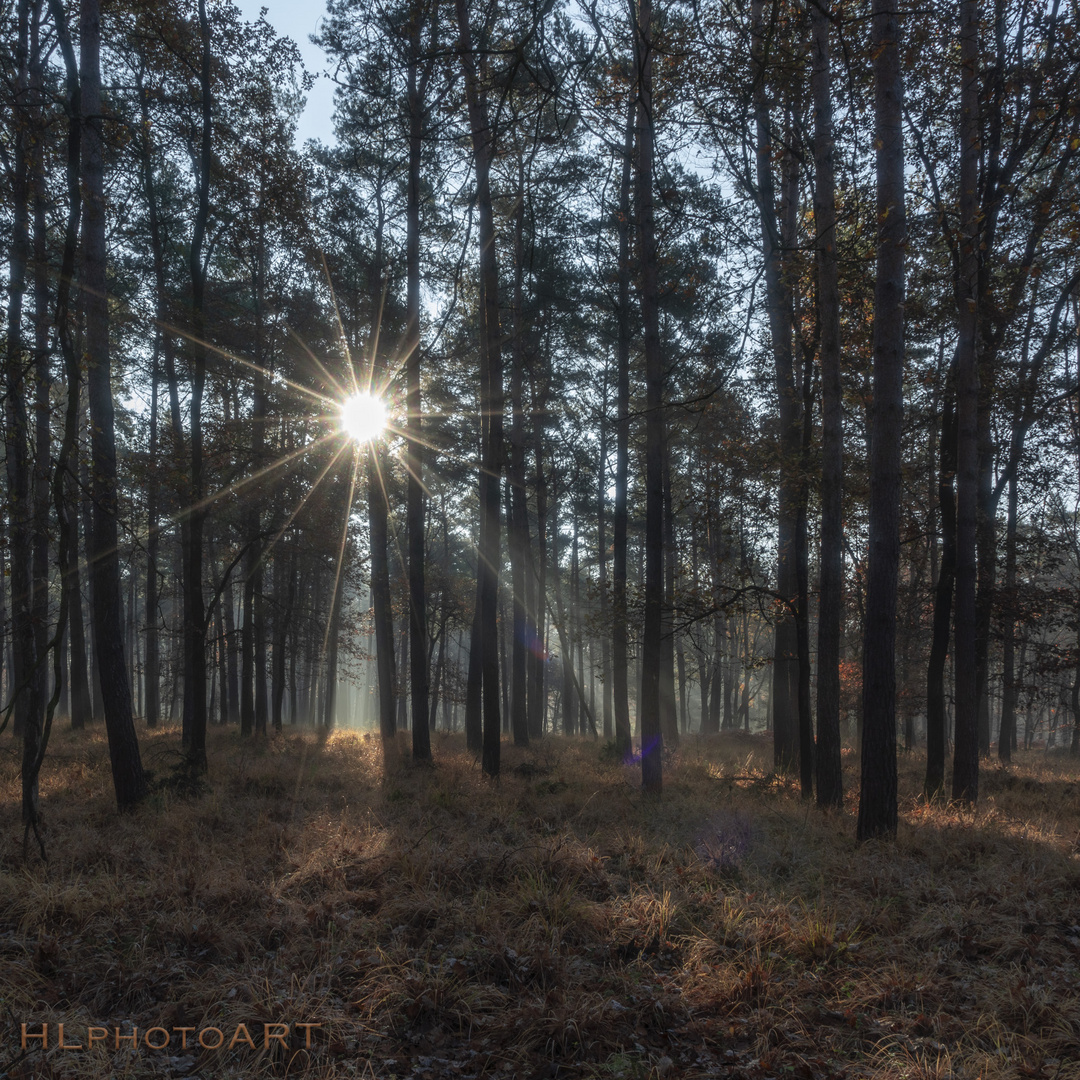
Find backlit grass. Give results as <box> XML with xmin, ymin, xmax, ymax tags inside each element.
<box><xmin>1</xmin><ymin>727</ymin><xmax>1078</xmax><ymax>1078</ymax></box>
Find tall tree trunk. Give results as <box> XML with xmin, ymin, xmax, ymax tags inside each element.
<box><xmin>508</xmin><ymin>166</ymin><xmax>530</xmax><ymax>747</ymax></box>
<box><xmin>272</xmin><ymin>542</ymin><xmax>294</xmax><ymax>733</ymax></box>
<box><xmin>975</xmin><ymin>400</ymin><xmax>995</xmax><ymax>757</ymax></box>
<box><xmin>552</xmin><ymin>501</ymin><xmax>574</xmax><ymax>735</ymax></box>
<box><xmin>249</xmin><ymin>224</ymin><xmax>270</xmax><ymax>738</ymax></box>
<box><xmin>611</xmin><ymin>96</ymin><xmax>635</xmax><ymax>761</ymax></box>
<box><xmin>856</xmin><ymin>0</ymin><xmax>905</xmax><ymax>842</ymax></box>
<box><xmin>406</xmin><ymin>5</ymin><xmax>432</xmax><ymax>761</ymax></box>
<box><xmin>81</xmin><ymin>0</ymin><xmax>147</xmax><ymax>806</ymax></box>
<box><xmin>323</xmin><ymin>551</ymin><xmax>346</xmax><ymax>731</ymax></box>
<box><xmin>369</xmin><ymin>436</ymin><xmax>397</xmax><ymax>744</ymax></box>
<box><xmin>926</xmin><ymin>376</ymin><xmax>957</xmax><ymax>795</ymax></box>
<box><xmin>528</xmin><ymin>368</ymin><xmax>548</xmax><ymax>741</ymax></box>
<box><xmin>241</xmin><ymin>559</ymin><xmax>255</xmax><ymax>736</ymax></box>
<box><xmin>998</xmin><ymin>465</ymin><xmax>1019</xmax><ymax>764</ymax></box>
<box><xmin>661</xmin><ymin>452</ymin><xmax>678</xmax><ymax>747</ymax></box>
<box><xmin>35</xmin><ymin>0</ymin><xmax>82</xmax><ymax>843</ymax></box>
<box><xmin>597</xmin><ymin>374</ymin><xmax>613</xmax><ymax>739</ymax></box>
<box><xmin>30</xmin><ymin>12</ymin><xmax>50</xmax><ymax>731</ymax></box>
<box><xmin>65</xmin><ymin>467</ymin><xmax>91</xmax><ymax>728</ymax></box>
<box><xmin>456</xmin><ymin>0</ymin><xmax>504</xmax><ymax>777</ymax></box>
<box><xmin>952</xmin><ymin>0</ymin><xmax>981</xmax><ymax>805</ymax></box>
<box><xmin>5</xmin><ymin>0</ymin><xmax>34</xmax><ymax>743</ymax></box>
<box><xmin>144</xmin><ymin>342</ymin><xmax>161</xmax><ymax>729</ymax></box>
<box><xmin>181</xmin><ymin>0</ymin><xmax>212</xmax><ymax>773</ymax></box>
<box><xmin>811</xmin><ymin>0</ymin><xmax>843</xmax><ymax>808</ymax></box>
<box><xmin>464</xmin><ymin>584</ymin><xmax>482</xmax><ymax>750</ymax></box>
<box><xmin>796</xmin><ymin>320</ymin><xmax>814</xmax><ymax>798</ymax></box>
<box><xmin>752</xmin><ymin>0</ymin><xmax>799</xmax><ymax>774</ymax></box>
<box><xmin>636</xmin><ymin>0</ymin><xmax>664</xmax><ymax>795</ymax></box>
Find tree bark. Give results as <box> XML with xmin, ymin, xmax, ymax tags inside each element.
<box><xmin>597</xmin><ymin>373</ymin><xmax>612</xmax><ymax>739</ymax></box>
<box><xmin>661</xmin><ymin>447</ymin><xmax>679</xmax><ymax>747</ymax></box>
<box><xmin>856</xmin><ymin>0</ymin><xmax>905</xmax><ymax>842</ymax></box>
<box><xmin>926</xmin><ymin>374</ymin><xmax>957</xmax><ymax>796</ymax></box>
<box><xmin>811</xmin><ymin>0</ymin><xmax>843</xmax><ymax>809</ymax></box>
<box><xmin>5</xmin><ymin>0</ymin><xmax>34</xmax><ymax>743</ymax></box>
<box><xmin>456</xmin><ymin>0</ymin><xmax>504</xmax><ymax>777</ymax></box>
<box><xmin>611</xmin><ymin>96</ymin><xmax>635</xmax><ymax>761</ymax></box>
<box><xmin>636</xmin><ymin>0</ymin><xmax>664</xmax><ymax>795</ymax></box>
<box><xmin>180</xmin><ymin>0</ymin><xmax>213</xmax><ymax>773</ymax></box>
<box><xmin>508</xmin><ymin>165</ymin><xmax>530</xmax><ymax>747</ymax></box>
<box><xmin>752</xmin><ymin>0</ymin><xmax>800</xmax><ymax>774</ymax></box>
<box><xmin>406</xmin><ymin>3</ymin><xmax>432</xmax><ymax>760</ymax></box>
<box><xmin>952</xmin><ymin>0</ymin><xmax>981</xmax><ymax>805</ymax></box>
<box><xmin>81</xmin><ymin>0</ymin><xmax>147</xmax><ymax>806</ymax></box>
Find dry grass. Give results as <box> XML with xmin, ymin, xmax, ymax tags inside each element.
<box><xmin>1</xmin><ymin>727</ymin><xmax>1079</xmax><ymax>1079</ymax></box>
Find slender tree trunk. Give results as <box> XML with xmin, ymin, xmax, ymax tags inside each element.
<box><xmin>856</xmin><ymin>0</ymin><xmax>905</xmax><ymax>842</ymax></box>
<box><xmin>216</xmin><ymin>588</ymin><xmax>228</xmax><ymax>725</ymax></box>
<box><xmin>597</xmin><ymin>374</ymin><xmax>613</xmax><ymax>739</ymax></box>
<box><xmin>752</xmin><ymin>0</ymin><xmax>799</xmax><ymax>774</ymax></box>
<box><xmin>975</xmin><ymin>380</ymin><xmax>996</xmax><ymax>757</ymax></box>
<box><xmin>676</xmin><ymin>638</ymin><xmax>688</xmax><ymax>733</ymax></box>
<box><xmin>999</xmin><ymin>467</ymin><xmax>1021</xmax><ymax>763</ymax></box>
<box><xmin>636</xmin><ymin>0</ymin><xmax>664</xmax><ymax>794</ymax></box>
<box><xmin>465</xmin><ymin>578</ymin><xmax>483</xmax><ymax>750</ymax></box>
<box><xmin>323</xmin><ymin>552</ymin><xmax>346</xmax><ymax>731</ymax></box>
<box><xmin>952</xmin><ymin>0</ymin><xmax>981</xmax><ymax>805</ymax></box>
<box><xmin>612</xmin><ymin>96</ymin><xmax>635</xmax><ymax>761</ymax></box>
<box><xmin>552</xmin><ymin>502</ymin><xmax>574</xmax><ymax>736</ymax></box>
<box><xmin>144</xmin><ymin>342</ymin><xmax>162</xmax><ymax>728</ymax></box>
<box><xmin>66</xmin><ymin>467</ymin><xmax>91</xmax><ymax>728</ymax></box>
<box><xmin>811</xmin><ymin>0</ymin><xmax>843</xmax><ymax>808</ymax></box>
<box><xmin>796</xmin><ymin>326</ymin><xmax>814</xmax><ymax>798</ymax></box>
<box><xmin>456</xmin><ymin>0</ymin><xmax>504</xmax><ymax>777</ymax></box>
<box><xmin>180</xmin><ymin>0</ymin><xmax>212</xmax><ymax>773</ymax></box>
<box><xmin>508</xmin><ymin>168</ymin><xmax>530</xmax><ymax>747</ymax></box>
<box><xmin>926</xmin><ymin>378</ymin><xmax>957</xmax><ymax>795</ymax></box>
<box><xmin>45</xmin><ymin>0</ymin><xmax>85</xmax><ymax>759</ymax></box>
<box><xmin>250</xmin><ymin>229</ymin><xmax>269</xmax><ymax>738</ymax></box>
<box><xmin>429</xmin><ymin>623</ymin><xmax>446</xmax><ymax>731</ymax></box>
<box><xmin>241</xmin><ymin>558</ymin><xmax>255</xmax><ymax>736</ymax></box>
<box><xmin>528</xmin><ymin>371</ymin><xmax>548</xmax><ymax>741</ymax></box>
<box><xmin>81</xmin><ymin>0</ymin><xmax>147</xmax><ymax>806</ymax></box>
<box><xmin>272</xmin><ymin>542</ymin><xmax>293</xmax><ymax>733</ymax></box>
<box><xmin>31</xmin><ymin>20</ymin><xmax>51</xmax><ymax>733</ymax></box>
<box><xmin>661</xmin><ymin>449</ymin><xmax>678</xmax><ymax>747</ymax></box>
<box><xmin>5</xmin><ymin>0</ymin><xmax>34</xmax><ymax>743</ymax></box>
<box><xmin>369</xmin><ymin>428</ymin><xmax>397</xmax><ymax>743</ymax></box>
<box><xmin>406</xmin><ymin>7</ymin><xmax>431</xmax><ymax>760</ymax></box>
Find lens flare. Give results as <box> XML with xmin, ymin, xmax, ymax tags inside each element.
<box><xmin>339</xmin><ymin>392</ymin><xmax>388</xmax><ymax>443</ymax></box>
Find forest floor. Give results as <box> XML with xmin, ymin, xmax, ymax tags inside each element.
<box><xmin>1</xmin><ymin>727</ymin><xmax>1079</xmax><ymax>1080</ymax></box>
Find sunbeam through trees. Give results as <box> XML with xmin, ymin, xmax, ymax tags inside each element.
<box><xmin>3</xmin><ymin>0</ymin><xmax>1080</xmax><ymax>1074</ymax></box>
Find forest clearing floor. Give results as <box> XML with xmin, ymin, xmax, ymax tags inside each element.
<box><xmin>1</xmin><ymin>727</ymin><xmax>1079</xmax><ymax>1080</ymax></box>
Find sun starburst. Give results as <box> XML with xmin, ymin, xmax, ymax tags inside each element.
<box><xmin>339</xmin><ymin>392</ymin><xmax>388</xmax><ymax>443</ymax></box>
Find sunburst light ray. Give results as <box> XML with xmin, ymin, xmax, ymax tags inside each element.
<box><xmin>158</xmin><ymin>320</ymin><xmax>336</xmax><ymax>406</ymax></box>
<box><xmin>320</xmin><ymin>445</ymin><xmax>363</xmax><ymax>666</ymax></box>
